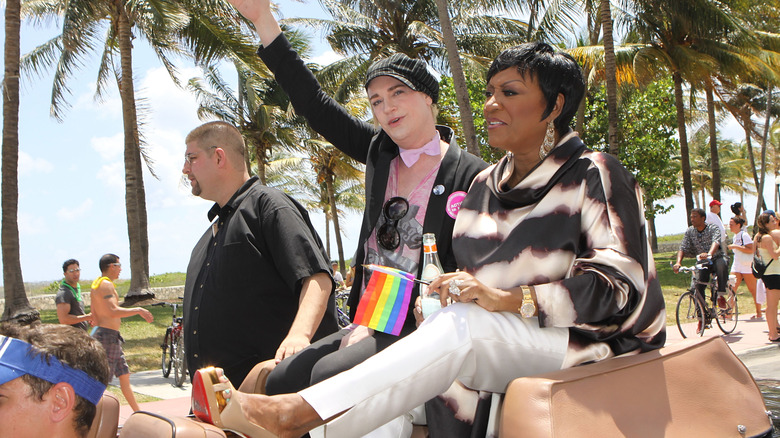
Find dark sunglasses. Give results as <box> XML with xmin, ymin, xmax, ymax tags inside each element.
<box><xmin>377</xmin><ymin>197</ymin><xmax>409</xmax><ymax>250</ymax></box>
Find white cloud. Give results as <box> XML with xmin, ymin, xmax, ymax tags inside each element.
<box><xmin>73</xmin><ymin>83</ymin><xmax>123</xmax><ymax>121</ymax></box>
<box><xmin>18</xmin><ymin>151</ymin><xmax>54</xmax><ymax>176</ymax></box>
<box><xmin>96</xmin><ymin>161</ymin><xmax>125</xmax><ymax>188</ymax></box>
<box><xmin>91</xmin><ymin>133</ymin><xmax>124</xmax><ymax>160</ymax></box>
<box><xmin>18</xmin><ymin>212</ymin><xmax>48</xmax><ymax>236</ymax></box>
<box><xmin>311</xmin><ymin>50</ymin><xmax>343</xmax><ymax>66</ymax></box>
<box><xmin>56</xmin><ymin>198</ymin><xmax>94</xmax><ymax>221</ymax></box>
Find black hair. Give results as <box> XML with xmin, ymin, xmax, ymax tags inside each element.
<box><xmin>486</xmin><ymin>42</ymin><xmax>585</xmax><ymax>136</ymax></box>
<box><xmin>691</xmin><ymin>208</ymin><xmax>706</xmax><ymax>219</ymax></box>
<box><xmin>98</xmin><ymin>253</ymin><xmax>119</xmax><ymax>274</ymax></box>
<box><xmin>62</xmin><ymin>259</ymin><xmax>79</xmax><ymax>273</ymax></box>
<box><xmin>730</xmin><ymin>202</ymin><xmax>742</xmax><ymax>216</ymax></box>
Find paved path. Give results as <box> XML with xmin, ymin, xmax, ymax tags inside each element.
<box><xmin>116</xmin><ymin>312</ymin><xmax>780</xmax><ymax>426</ymax></box>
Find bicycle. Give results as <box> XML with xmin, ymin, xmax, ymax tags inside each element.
<box><xmin>153</xmin><ymin>300</ymin><xmax>187</xmax><ymax>387</ymax></box>
<box><xmin>335</xmin><ymin>287</ymin><xmax>351</xmax><ymax>328</ymax></box>
<box><xmin>675</xmin><ymin>262</ymin><xmax>739</xmax><ymax>338</ymax></box>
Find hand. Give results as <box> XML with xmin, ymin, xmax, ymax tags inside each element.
<box><xmin>138</xmin><ymin>308</ymin><xmax>153</xmax><ymax>323</ymax></box>
<box><xmin>224</xmin><ymin>0</ymin><xmax>267</xmax><ymax>23</ymax></box>
<box><xmin>413</xmin><ymin>296</ymin><xmax>424</xmax><ymax>327</ymax></box>
<box><xmin>673</xmin><ymin>263</ymin><xmax>681</xmax><ymax>274</ymax></box>
<box><xmin>339</xmin><ymin>325</ymin><xmax>373</xmax><ymax>349</ymax></box>
<box><xmin>275</xmin><ymin>334</ymin><xmax>310</xmax><ymax>363</ymax></box>
<box><xmin>429</xmin><ymin>272</ymin><xmax>508</xmax><ymax>312</ymax></box>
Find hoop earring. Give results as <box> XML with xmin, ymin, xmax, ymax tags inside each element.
<box><xmin>539</xmin><ymin>121</ymin><xmax>556</xmax><ymax>160</ymax></box>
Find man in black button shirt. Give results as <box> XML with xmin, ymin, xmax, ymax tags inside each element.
<box><xmin>182</xmin><ymin>121</ymin><xmax>338</xmax><ymax>386</ymax></box>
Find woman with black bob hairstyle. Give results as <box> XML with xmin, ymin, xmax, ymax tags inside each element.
<box><xmin>190</xmin><ymin>42</ymin><xmax>667</xmax><ymax>438</ymax></box>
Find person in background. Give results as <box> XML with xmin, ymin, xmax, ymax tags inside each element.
<box><xmin>90</xmin><ymin>253</ymin><xmax>154</xmax><ymax>411</ymax></box>
<box><xmin>331</xmin><ymin>262</ymin><xmax>345</xmax><ymax>289</ymax></box>
<box><xmin>731</xmin><ymin>202</ymin><xmax>747</xmax><ymax>228</ymax></box>
<box><xmin>55</xmin><ymin>259</ymin><xmax>91</xmax><ymax>330</ymax></box>
<box><xmin>728</xmin><ymin>216</ymin><xmax>760</xmax><ymax>318</ymax></box>
<box><xmin>674</xmin><ymin>208</ymin><xmax>729</xmax><ymax>323</ymax></box>
<box><xmin>182</xmin><ymin>121</ymin><xmax>337</xmax><ymax>386</ymax></box>
<box><xmin>188</xmin><ymin>41</ymin><xmax>665</xmax><ymax>438</ymax></box>
<box><xmin>344</xmin><ymin>266</ymin><xmax>355</xmax><ymax>289</ymax></box>
<box><xmin>754</xmin><ymin>211</ymin><xmax>780</xmax><ymax>342</ymax></box>
<box><xmin>706</xmin><ymin>199</ymin><xmax>728</xmax><ymax>251</ymax></box>
<box><xmin>0</xmin><ymin>323</ymin><xmax>110</xmax><ymax>438</ymax></box>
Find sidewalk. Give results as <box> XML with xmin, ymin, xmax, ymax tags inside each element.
<box><xmin>116</xmin><ymin>312</ymin><xmax>780</xmax><ymax>426</ymax></box>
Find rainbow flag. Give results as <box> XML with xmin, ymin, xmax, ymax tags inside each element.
<box><xmin>353</xmin><ymin>265</ymin><xmax>415</xmax><ymax>335</ymax></box>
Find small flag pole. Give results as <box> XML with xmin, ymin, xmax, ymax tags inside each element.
<box><xmin>362</xmin><ymin>264</ymin><xmax>431</xmax><ymax>285</ymax></box>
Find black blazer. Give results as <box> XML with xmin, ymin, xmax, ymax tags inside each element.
<box><xmin>259</xmin><ymin>35</ymin><xmax>488</xmax><ymax>332</ymax></box>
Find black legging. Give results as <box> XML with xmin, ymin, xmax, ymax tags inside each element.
<box><xmin>265</xmin><ymin>327</ymin><xmax>411</xmax><ymax>395</ymax></box>
<box><xmin>695</xmin><ymin>255</ymin><xmax>729</xmax><ymax>302</ymax></box>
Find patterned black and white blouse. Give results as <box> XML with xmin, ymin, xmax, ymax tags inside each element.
<box><xmin>453</xmin><ymin>133</ymin><xmax>666</xmax><ymax>366</ymax></box>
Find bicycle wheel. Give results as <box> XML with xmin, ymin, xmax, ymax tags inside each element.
<box><xmin>161</xmin><ymin>328</ymin><xmax>173</xmax><ymax>378</ymax></box>
<box><xmin>676</xmin><ymin>291</ymin><xmax>705</xmax><ymax>338</ymax></box>
<box><xmin>173</xmin><ymin>335</ymin><xmax>187</xmax><ymax>387</ymax></box>
<box><xmin>716</xmin><ymin>286</ymin><xmax>739</xmax><ymax>334</ymax></box>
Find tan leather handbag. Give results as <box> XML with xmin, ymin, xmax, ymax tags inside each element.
<box><xmin>501</xmin><ymin>336</ymin><xmax>773</xmax><ymax>437</ymax></box>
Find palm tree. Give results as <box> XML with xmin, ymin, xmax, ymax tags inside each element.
<box><xmin>21</xmin><ymin>0</ymin><xmax>261</xmax><ymax>299</ymax></box>
<box><xmin>1</xmin><ymin>0</ymin><xmax>38</xmax><ymax>323</ymax></box>
<box><xmin>600</xmin><ymin>0</ymin><xmax>619</xmax><ymax>156</ymax></box>
<box><xmin>625</xmin><ymin>0</ymin><xmax>758</xmax><ymax>224</ymax></box>
<box><xmin>266</xmin><ymin>148</ymin><xmax>365</xmax><ymax>273</ymax></box>
<box><xmin>188</xmin><ymin>63</ymin><xmax>302</xmax><ymax>183</ymax></box>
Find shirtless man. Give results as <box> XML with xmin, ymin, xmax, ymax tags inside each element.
<box><xmin>89</xmin><ymin>253</ymin><xmax>153</xmax><ymax>411</ymax></box>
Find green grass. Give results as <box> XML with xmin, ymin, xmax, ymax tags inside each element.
<box><xmin>19</xmin><ymin>272</ymin><xmax>187</xmax><ymax>297</ymax></box>
<box><xmin>655</xmin><ymin>251</ymin><xmax>760</xmax><ymax>327</ymax></box>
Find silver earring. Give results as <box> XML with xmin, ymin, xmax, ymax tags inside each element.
<box><xmin>539</xmin><ymin>121</ymin><xmax>556</xmax><ymax>160</ymax></box>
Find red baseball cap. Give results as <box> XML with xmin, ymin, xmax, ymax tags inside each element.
<box><xmin>709</xmin><ymin>200</ymin><xmax>722</xmax><ymax>207</ymax></box>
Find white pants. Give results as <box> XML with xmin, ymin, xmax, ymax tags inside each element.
<box><xmin>300</xmin><ymin>303</ymin><xmax>569</xmax><ymax>438</ymax></box>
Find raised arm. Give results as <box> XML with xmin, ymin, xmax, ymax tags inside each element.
<box><xmin>226</xmin><ymin>0</ymin><xmax>281</xmax><ymax>46</ymax></box>
<box><xmin>227</xmin><ymin>0</ymin><xmax>377</xmax><ymax>162</ymax></box>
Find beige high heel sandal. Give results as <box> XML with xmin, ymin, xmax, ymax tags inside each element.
<box><xmin>191</xmin><ymin>367</ymin><xmax>275</xmax><ymax>438</ymax></box>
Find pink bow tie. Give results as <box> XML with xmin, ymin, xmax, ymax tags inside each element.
<box><xmin>398</xmin><ymin>133</ymin><xmax>441</xmax><ymax>167</ymax></box>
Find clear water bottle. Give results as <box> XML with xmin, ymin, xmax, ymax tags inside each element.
<box><xmin>420</xmin><ymin>233</ymin><xmax>444</xmax><ymax>318</ymax></box>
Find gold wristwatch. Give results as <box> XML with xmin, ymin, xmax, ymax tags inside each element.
<box><xmin>519</xmin><ymin>285</ymin><xmax>537</xmax><ymax>317</ymax></box>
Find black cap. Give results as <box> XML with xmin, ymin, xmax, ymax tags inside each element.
<box><xmin>365</xmin><ymin>53</ymin><xmax>439</xmax><ymax>103</ymax></box>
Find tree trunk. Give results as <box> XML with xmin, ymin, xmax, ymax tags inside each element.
<box><xmin>323</xmin><ymin>205</ymin><xmax>331</xmax><ymax>259</ymax></box>
<box><xmin>706</xmin><ymin>84</ymin><xmax>720</xmax><ymax>203</ymax></box>
<box><xmin>742</xmin><ymin>112</ymin><xmax>761</xmax><ymax>196</ymax></box>
<box><xmin>116</xmin><ymin>2</ymin><xmax>152</xmax><ymax>301</ymax></box>
<box><xmin>755</xmin><ymin>85</ymin><xmax>773</xmax><ymax>222</ymax></box>
<box><xmin>673</xmin><ymin>72</ymin><xmax>694</xmax><ymax>224</ymax></box>
<box><xmin>649</xmin><ymin>215</ymin><xmax>658</xmax><ymax>253</ymax></box>
<box><xmin>325</xmin><ymin>176</ymin><xmax>346</xmax><ymax>275</ymax></box>
<box><xmin>432</xmin><ymin>0</ymin><xmax>478</xmax><ymax>156</ymax></box>
<box><xmin>601</xmin><ymin>0</ymin><xmax>620</xmax><ymax>157</ymax></box>
<box><xmin>2</xmin><ymin>0</ymin><xmax>38</xmax><ymax>323</ymax></box>
<box><xmin>576</xmin><ymin>79</ymin><xmax>587</xmax><ymax>134</ymax></box>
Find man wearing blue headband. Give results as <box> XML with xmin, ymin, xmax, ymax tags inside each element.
<box><xmin>0</xmin><ymin>323</ymin><xmax>110</xmax><ymax>438</ymax></box>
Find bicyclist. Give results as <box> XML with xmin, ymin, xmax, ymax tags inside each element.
<box><xmin>673</xmin><ymin>208</ymin><xmax>729</xmax><ymax>311</ymax></box>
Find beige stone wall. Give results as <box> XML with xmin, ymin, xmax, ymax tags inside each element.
<box><xmin>0</xmin><ymin>285</ymin><xmax>185</xmax><ymax>315</ymax></box>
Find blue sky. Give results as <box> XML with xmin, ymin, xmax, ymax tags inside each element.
<box><xmin>0</xmin><ymin>1</ymin><xmax>777</xmax><ymax>284</ymax></box>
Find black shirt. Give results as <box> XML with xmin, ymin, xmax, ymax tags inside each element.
<box><xmin>55</xmin><ymin>281</ymin><xmax>88</xmax><ymax>331</ymax></box>
<box><xmin>184</xmin><ymin>177</ymin><xmax>338</xmax><ymax>384</ymax></box>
